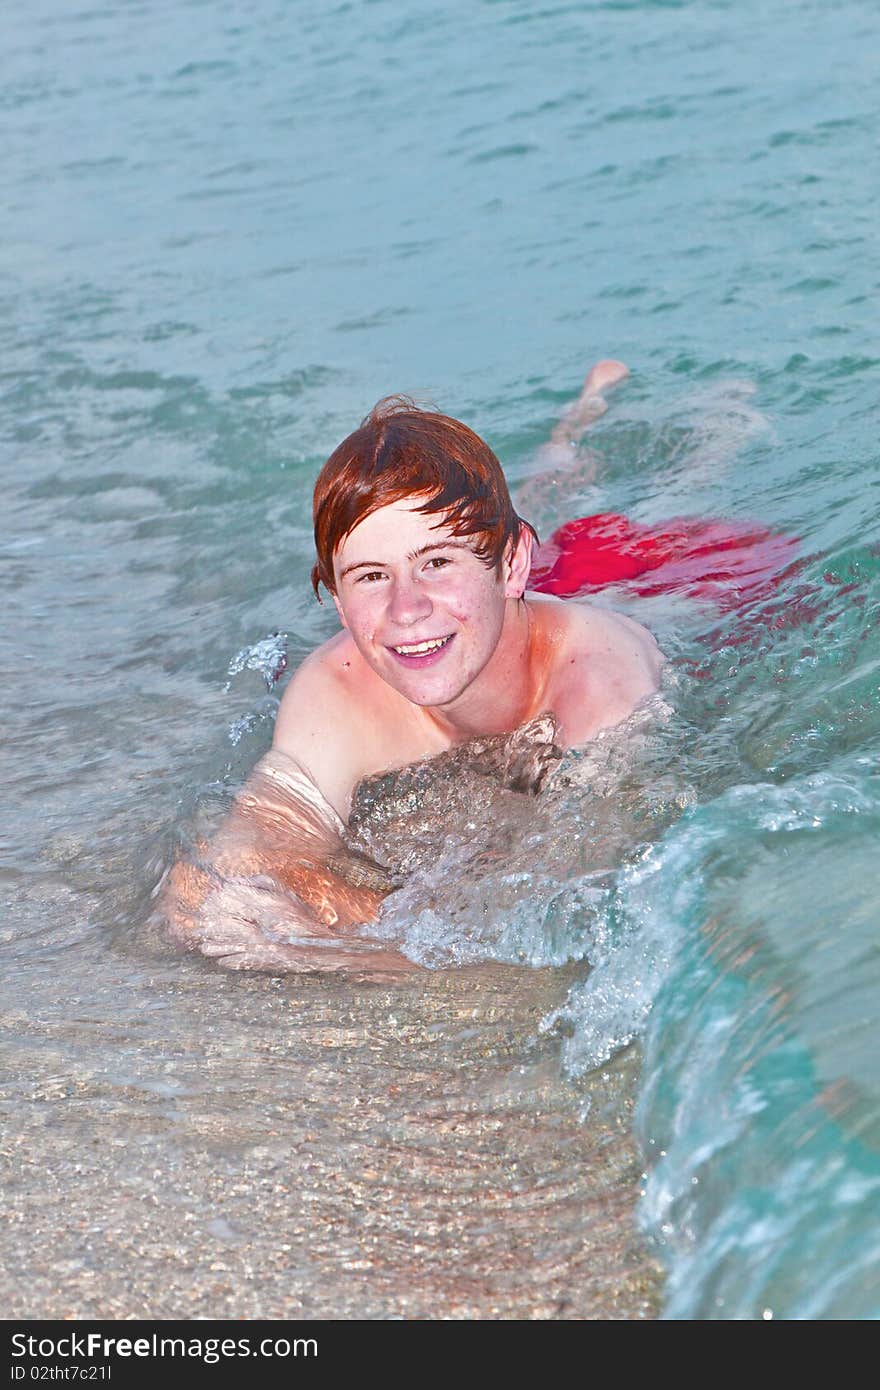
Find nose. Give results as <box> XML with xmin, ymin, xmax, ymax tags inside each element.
<box><xmin>387</xmin><ymin>573</ymin><xmax>433</xmax><ymax>627</ymax></box>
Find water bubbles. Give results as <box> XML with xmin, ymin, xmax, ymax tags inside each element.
<box><xmin>224</xmin><ymin>633</ymin><xmax>289</xmax><ymax>747</ymax></box>
<box><xmin>228</xmin><ymin>712</ymin><xmax>257</xmax><ymax>746</ymax></box>
<box><xmin>226</xmin><ymin>696</ymin><xmax>279</xmax><ymax>747</ymax></box>
<box><xmin>225</xmin><ymin>632</ymin><xmax>288</xmax><ymax>691</ymax></box>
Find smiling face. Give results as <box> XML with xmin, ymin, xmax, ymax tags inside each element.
<box><xmin>331</xmin><ymin>498</ymin><xmax>532</xmax><ymax>713</ymax></box>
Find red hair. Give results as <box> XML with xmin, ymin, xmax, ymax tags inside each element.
<box><xmin>311</xmin><ymin>395</ymin><xmax>537</xmax><ymax>597</ymax></box>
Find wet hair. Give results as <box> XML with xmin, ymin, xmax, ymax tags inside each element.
<box><xmin>311</xmin><ymin>395</ymin><xmax>537</xmax><ymax>597</ymax></box>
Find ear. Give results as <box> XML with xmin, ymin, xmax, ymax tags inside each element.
<box><xmin>503</xmin><ymin>526</ymin><xmax>534</xmax><ymax>600</ymax></box>
<box><xmin>331</xmin><ymin>591</ymin><xmax>348</xmax><ymax>629</ymax></box>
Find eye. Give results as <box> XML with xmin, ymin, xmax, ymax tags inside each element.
<box><xmin>357</xmin><ymin>570</ymin><xmax>387</xmax><ymax>584</ymax></box>
<box><xmin>425</xmin><ymin>555</ymin><xmax>452</xmax><ymax>570</ymax></box>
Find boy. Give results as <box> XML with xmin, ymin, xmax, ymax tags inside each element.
<box><xmin>162</xmin><ymin>361</ymin><xmax>662</xmax><ymax>973</ymax></box>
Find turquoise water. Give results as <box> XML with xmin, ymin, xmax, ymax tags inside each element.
<box><xmin>3</xmin><ymin>0</ymin><xmax>879</xmax><ymax>1318</ymax></box>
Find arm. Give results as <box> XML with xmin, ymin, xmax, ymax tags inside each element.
<box><xmin>158</xmin><ymin>656</ymin><xmax>412</xmax><ymax>976</ymax></box>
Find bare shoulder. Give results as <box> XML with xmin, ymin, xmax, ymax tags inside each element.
<box><xmin>538</xmin><ymin>596</ymin><xmax>664</xmax><ymax>744</ymax></box>
<box><xmin>272</xmin><ymin>631</ymin><xmax>373</xmax><ymax>818</ymax></box>
<box><xmin>577</xmin><ymin>601</ymin><xmax>664</xmax><ymax>673</ymax></box>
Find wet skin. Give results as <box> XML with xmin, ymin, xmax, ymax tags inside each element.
<box><xmin>329</xmin><ymin>499</ymin><xmax>538</xmax><ymax>739</ymax></box>
<box><xmin>273</xmin><ymin>500</ymin><xmax>664</xmax><ymax>823</ymax></box>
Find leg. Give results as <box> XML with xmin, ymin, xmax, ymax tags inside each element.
<box><xmin>516</xmin><ymin>359</ymin><xmax>629</xmax><ymax>530</ymax></box>
<box><xmin>548</xmin><ymin>359</ymin><xmax>629</xmax><ymax>447</ymax></box>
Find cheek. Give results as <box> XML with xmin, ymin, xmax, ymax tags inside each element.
<box><xmin>342</xmin><ymin>594</ymin><xmax>381</xmax><ymax>645</ymax></box>
<box><xmin>348</xmin><ymin>613</ymin><xmax>374</xmax><ymax>644</ymax></box>
<box><xmin>440</xmin><ymin>573</ymin><xmax>499</xmax><ymax>619</ymax></box>
<box><xmin>453</xmin><ymin>579</ymin><xmax>505</xmax><ymax>629</ymax></box>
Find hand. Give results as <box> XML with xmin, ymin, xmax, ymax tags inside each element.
<box><xmin>159</xmin><ymin>858</ymin><xmax>413</xmax><ymax>978</ymax></box>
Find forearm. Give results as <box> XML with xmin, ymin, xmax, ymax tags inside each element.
<box><xmin>163</xmin><ymin>861</ymin><xmax>404</xmax><ymax>973</ymax></box>
<box><xmin>159</xmin><ymin>750</ymin><xmax>409</xmax><ymax>975</ymax></box>
<box><xmin>220</xmin><ymin>750</ymin><xmax>394</xmax><ymax>924</ymax></box>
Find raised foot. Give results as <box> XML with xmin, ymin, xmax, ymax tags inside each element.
<box><xmin>583</xmin><ymin>358</ymin><xmax>629</xmax><ymax>397</ymax></box>
<box><xmin>551</xmin><ymin>359</ymin><xmax>630</xmax><ymax>445</ymax></box>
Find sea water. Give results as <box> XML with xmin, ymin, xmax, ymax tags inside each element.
<box><xmin>3</xmin><ymin>0</ymin><xmax>878</xmax><ymax>1318</ymax></box>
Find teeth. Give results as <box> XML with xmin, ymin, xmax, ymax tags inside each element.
<box><xmin>393</xmin><ymin>636</ymin><xmax>450</xmax><ymax>655</ymax></box>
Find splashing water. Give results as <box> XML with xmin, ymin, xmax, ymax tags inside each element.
<box><xmin>226</xmin><ymin>632</ymin><xmax>288</xmax><ymax>690</ymax></box>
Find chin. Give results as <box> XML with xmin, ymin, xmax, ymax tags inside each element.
<box><xmin>387</xmin><ymin>666</ymin><xmax>470</xmax><ymax>707</ymax></box>
<box><xmin>395</xmin><ymin>678</ymin><xmax>461</xmax><ymax>706</ymax></box>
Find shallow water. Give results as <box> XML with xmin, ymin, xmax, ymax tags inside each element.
<box><xmin>3</xmin><ymin>944</ymin><xmax>660</xmax><ymax>1319</ymax></box>
<box><xmin>3</xmin><ymin>0</ymin><xmax>879</xmax><ymax>1319</ymax></box>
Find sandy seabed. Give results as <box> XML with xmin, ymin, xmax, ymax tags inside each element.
<box><xmin>1</xmin><ymin>951</ymin><xmax>660</xmax><ymax>1321</ymax></box>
